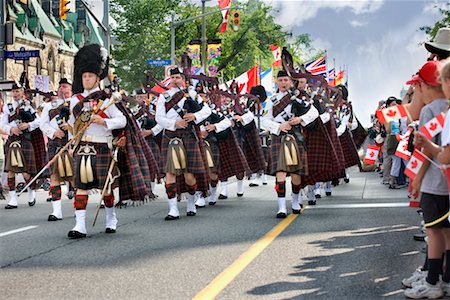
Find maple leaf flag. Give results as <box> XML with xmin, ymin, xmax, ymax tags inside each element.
<box><xmin>270</xmin><ymin>45</ymin><xmax>282</xmax><ymax>67</ymax></box>
<box><xmin>396</xmin><ymin>127</ymin><xmax>413</xmax><ymax>141</ymax></box>
<box><xmin>404</xmin><ymin>150</ymin><xmax>426</xmax><ymax>180</ymax></box>
<box><xmin>395</xmin><ymin>139</ymin><xmax>412</xmax><ymax>160</ymax></box>
<box><xmin>376</xmin><ymin>105</ymin><xmax>408</xmax><ymax>124</ymax></box>
<box><xmin>218</xmin><ymin>0</ymin><xmax>231</xmax><ymax>33</ymax></box>
<box><xmin>364</xmin><ymin>144</ymin><xmax>380</xmax><ymax>165</ymax></box>
<box><xmin>420</xmin><ymin>112</ymin><xmax>446</xmax><ymax>139</ymax></box>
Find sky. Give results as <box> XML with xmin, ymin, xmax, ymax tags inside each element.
<box><xmin>87</xmin><ymin>0</ymin><xmax>448</xmax><ymax>126</ymax></box>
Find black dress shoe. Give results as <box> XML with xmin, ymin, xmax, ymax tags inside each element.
<box><xmin>195</xmin><ymin>204</ymin><xmax>205</xmax><ymax>208</ymax></box>
<box><xmin>326</xmin><ymin>192</ymin><xmax>332</xmax><ymax>196</ymax></box>
<box><xmin>105</xmin><ymin>228</ymin><xmax>116</xmax><ymax>234</ymax></box>
<box><xmin>344</xmin><ymin>178</ymin><xmax>350</xmax><ymax>183</ymax></box>
<box><xmin>48</xmin><ymin>215</ymin><xmax>62</xmax><ymax>221</ymax></box>
<box><xmin>413</xmin><ymin>233</ymin><xmax>426</xmax><ymax>242</ymax></box>
<box><xmin>28</xmin><ymin>199</ymin><xmax>36</xmax><ymax>207</ymax></box>
<box><xmin>100</xmin><ymin>204</ymin><xmax>105</xmax><ymax>209</ymax></box>
<box><xmin>276</xmin><ymin>212</ymin><xmax>287</xmax><ymax>219</ymax></box>
<box><xmin>187</xmin><ymin>211</ymin><xmax>196</xmax><ymax>216</ymax></box>
<box><xmin>46</xmin><ymin>197</ymin><xmax>52</xmax><ymax>202</ymax></box>
<box><xmin>5</xmin><ymin>204</ymin><xmax>18</xmax><ymax>209</ymax></box>
<box><xmin>218</xmin><ymin>194</ymin><xmax>228</xmax><ymax>200</ymax></box>
<box><xmin>292</xmin><ymin>209</ymin><xmax>301</xmax><ymax>214</ymax></box>
<box><xmin>262</xmin><ymin>182</ymin><xmax>268</xmax><ymax>185</ymax></box>
<box><xmin>165</xmin><ymin>215</ymin><xmax>180</xmax><ymax>221</ymax></box>
<box><xmin>249</xmin><ymin>183</ymin><xmax>259</xmax><ymax>187</ymax></box>
<box><xmin>208</xmin><ymin>202</ymin><xmax>216</xmax><ymax>206</ymax></box>
<box><xmin>315</xmin><ymin>194</ymin><xmax>321</xmax><ymax>199</ymax></box>
<box><xmin>237</xmin><ymin>193</ymin><xmax>244</xmax><ymax>197</ymax></box>
<box><xmin>68</xmin><ymin>230</ymin><xmax>86</xmax><ymax>239</ymax></box>
<box><xmin>308</xmin><ymin>200</ymin><xmax>316</xmax><ymax>205</ymax></box>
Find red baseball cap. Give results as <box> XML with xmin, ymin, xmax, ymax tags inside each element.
<box><xmin>406</xmin><ymin>60</ymin><xmax>442</xmax><ymax>86</ymax></box>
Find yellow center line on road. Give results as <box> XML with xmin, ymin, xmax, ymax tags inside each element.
<box><xmin>193</xmin><ymin>212</ymin><xmax>300</xmax><ymax>300</ymax></box>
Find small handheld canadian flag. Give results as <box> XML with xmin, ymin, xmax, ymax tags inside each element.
<box><xmin>395</xmin><ymin>139</ymin><xmax>412</xmax><ymax>160</ymax></box>
<box><xmin>396</xmin><ymin>127</ymin><xmax>413</xmax><ymax>141</ymax></box>
<box><xmin>364</xmin><ymin>144</ymin><xmax>379</xmax><ymax>165</ymax></box>
<box><xmin>404</xmin><ymin>150</ymin><xmax>426</xmax><ymax>180</ymax></box>
<box><xmin>420</xmin><ymin>112</ymin><xmax>446</xmax><ymax>139</ymax></box>
<box><xmin>376</xmin><ymin>105</ymin><xmax>408</xmax><ymax>124</ymax></box>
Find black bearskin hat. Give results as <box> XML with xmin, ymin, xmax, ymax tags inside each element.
<box><xmin>336</xmin><ymin>84</ymin><xmax>348</xmax><ymax>100</ymax></box>
<box><xmin>250</xmin><ymin>85</ymin><xmax>267</xmax><ymax>102</ymax></box>
<box><xmin>73</xmin><ymin>44</ymin><xmax>109</xmax><ymax>94</ymax></box>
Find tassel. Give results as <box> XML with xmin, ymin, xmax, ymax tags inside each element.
<box><xmin>11</xmin><ymin>149</ymin><xmax>18</xmax><ymax>167</ymax></box>
<box><xmin>206</xmin><ymin>149</ymin><xmax>214</xmax><ymax>168</ymax></box>
<box><xmin>284</xmin><ymin>144</ymin><xmax>294</xmax><ymax>166</ymax></box>
<box><xmin>86</xmin><ymin>155</ymin><xmax>94</xmax><ymax>183</ymax></box>
<box><xmin>290</xmin><ymin>143</ymin><xmax>298</xmax><ymax>165</ymax></box>
<box><xmin>179</xmin><ymin>147</ymin><xmax>187</xmax><ymax>169</ymax></box>
<box><xmin>171</xmin><ymin>148</ymin><xmax>181</xmax><ymax>170</ymax></box>
<box><xmin>16</xmin><ymin>150</ymin><xmax>24</xmax><ymax>168</ymax></box>
<box><xmin>65</xmin><ymin>154</ymin><xmax>73</xmax><ymax>177</ymax></box>
<box><xmin>58</xmin><ymin>155</ymin><xmax>66</xmax><ymax>178</ymax></box>
<box><xmin>80</xmin><ymin>156</ymin><xmax>88</xmax><ymax>184</ymax></box>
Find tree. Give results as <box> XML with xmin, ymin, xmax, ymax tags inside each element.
<box><xmin>420</xmin><ymin>2</ymin><xmax>450</xmax><ymax>40</ymax></box>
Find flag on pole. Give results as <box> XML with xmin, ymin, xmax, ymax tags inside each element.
<box><xmin>270</xmin><ymin>45</ymin><xmax>282</xmax><ymax>67</ymax></box>
<box><xmin>260</xmin><ymin>68</ymin><xmax>275</xmax><ymax>96</ymax></box>
<box><xmin>420</xmin><ymin>112</ymin><xmax>446</xmax><ymax>139</ymax></box>
<box><xmin>328</xmin><ymin>68</ymin><xmax>335</xmax><ymax>86</ymax></box>
<box><xmin>334</xmin><ymin>70</ymin><xmax>345</xmax><ymax>86</ymax></box>
<box><xmin>218</xmin><ymin>0</ymin><xmax>231</xmax><ymax>33</ymax></box>
<box><xmin>364</xmin><ymin>144</ymin><xmax>380</xmax><ymax>165</ymax></box>
<box><xmin>376</xmin><ymin>105</ymin><xmax>409</xmax><ymax>124</ymax></box>
<box><xmin>220</xmin><ymin>66</ymin><xmax>259</xmax><ymax>93</ymax></box>
<box><xmin>395</xmin><ymin>140</ymin><xmax>412</xmax><ymax>160</ymax></box>
<box><xmin>304</xmin><ymin>55</ymin><xmax>327</xmax><ymax>76</ymax></box>
<box><xmin>404</xmin><ymin>150</ymin><xmax>426</xmax><ymax>180</ymax></box>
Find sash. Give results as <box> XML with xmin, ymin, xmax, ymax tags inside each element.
<box><xmin>72</xmin><ymin>91</ymin><xmax>110</xmax><ymax>120</ymax></box>
<box><xmin>272</xmin><ymin>93</ymin><xmax>291</xmax><ymax>118</ymax></box>
<box><xmin>164</xmin><ymin>90</ymin><xmax>185</xmax><ymax>112</ymax></box>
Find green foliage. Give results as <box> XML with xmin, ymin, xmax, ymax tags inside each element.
<box><xmin>111</xmin><ymin>0</ymin><xmax>317</xmax><ymax>90</ymax></box>
<box><xmin>420</xmin><ymin>3</ymin><xmax>450</xmax><ymax>39</ymax></box>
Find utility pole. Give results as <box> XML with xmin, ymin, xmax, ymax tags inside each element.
<box><xmin>201</xmin><ymin>0</ymin><xmax>207</xmax><ymax>72</ymax></box>
<box><xmin>0</xmin><ymin>0</ymin><xmax>5</xmax><ymax>80</ymax></box>
<box><xmin>102</xmin><ymin>0</ymin><xmax>110</xmax><ymax>55</ymax></box>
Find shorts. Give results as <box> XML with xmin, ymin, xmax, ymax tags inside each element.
<box><xmin>420</xmin><ymin>192</ymin><xmax>450</xmax><ymax>228</ymax></box>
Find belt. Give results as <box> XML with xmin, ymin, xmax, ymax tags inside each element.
<box><xmin>81</xmin><ymin>135</ymin><xmax>112</xmax><ymax>144</ymax></box>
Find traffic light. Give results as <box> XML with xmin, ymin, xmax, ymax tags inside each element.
<box><xmin>60</xmin><ymin>0</ymin><xmax>71</xmax><ymax>20</ymax></box>
<box><xmin>232</xmin><ymin>11</ymin><xmax>240</xmax><ymax>32</ymax></box>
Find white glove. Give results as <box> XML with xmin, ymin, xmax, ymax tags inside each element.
<box><xmin>188</xmin><ymin>86</ymin><xmax>197</xmax><ymax>100</ymax></box>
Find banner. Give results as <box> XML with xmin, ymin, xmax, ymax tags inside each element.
<box><xmin>218</xmin><ymin>0</ymin><xmax>231</xmax><ymax>33</ymax></box>
<box><xmin>270</xmin><ymin>45</ymin><xmax>281</xmax><ymax>67</ymax></box>
<box><xmin>34</xmin><ymin>75</ymin><xmax>49</xmax><ymax>92</ymax></box>
<box><xmin>207</xmin><ymin>41</ymin><xmax>222</xmax><ymax>76</ymax></box>
<box><xmin>185</xmin><ymin>42</ymin><xmax>202</xmax><ymax>75</ymax></box>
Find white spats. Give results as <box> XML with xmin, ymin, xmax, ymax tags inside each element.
<box><xmin>27</xmin><ymin>187</ymin><xmax>36</xmax><ymax>203</ymax></box>
<box><xmin>168</xmin><ymin>197</ymin><xmax>180</xmax><ymax>217</ymax></box>
<box><xmin>186</xmin><ymin>193</ymin><xmax>197</xmax><ymax>213</ymax></box>
<box><xmin>277</xmin><ymin>197</ymin><xmax>287</xmax><ymax>214</ymax></box>
<box><xmin>291</xmin><ymin>193</ymin><xmax>301</xmax><ymax>210</ymax></box>
<box><xmin>220</xmin><ymin>181</ymin><xmax>228</xmax><ymax>197</ymax></box>
<box><xmin>105</xmin><ymin>207</ymin><xmax>118</xmax><ymax>230</ymax></box>
<box><xmin>209</xmin><ymin>186</ymin><xmax>217</xmax><ymax>203</ymax></box>
<box><xmin>72</xmin><ymin>210</ymin><xmax>87</xmax><ymax>234</ymax></box>
<box><xmin>237</xmin><ymin>179</ymin><xmax>244</xmax><ymax>195</ymax></box>
<box><xmin>195</xmin><ymin>191</ymin><xmax>206</xmax><ymax>207</ymax></box>
<box><xmin>8</xmin><ymin>191</ymin><xmax>18</xmax><ymax>206</ymax></box>
<box><xmin>51</xmin><ymin>200</ymin><xmax>63</xmax><ymax>219</ymax></box>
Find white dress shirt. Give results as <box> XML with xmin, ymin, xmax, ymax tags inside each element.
<box><xmin>0</xmin><ymin>100</ymin><xmax>40</xmax><ymax>136</ymax></box>
<box><xmin>40</xmin><ymin>98</ymin><xmax>66</xmax><ymax>140</ymax></box>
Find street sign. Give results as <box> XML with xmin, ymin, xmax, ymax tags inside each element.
<box><xmin>147</xmin><ymin>59</ymin><xmax>172</xmax><ymax>67</ymax></box>
<box><xmin>4</xmin><ymin>47</ymin><xmax>40</xmax><ymax>60</ymax></box>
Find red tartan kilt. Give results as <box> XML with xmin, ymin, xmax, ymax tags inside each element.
<box><xmin>218</xmin><ymin>130</ymin><xmax>251</xmax><ymax>181</ymax></box>
<box><xmin>339</xmin><ymin>130</ymin><xmax>361</xmax><ymax>169</ymax></box>
<box><xmin>268</xmin><ymin>134</ymin><xmax>307</xmax><ymax>176</ymax></box>
<box><xmin>243</xmin><ymin>127</ymin><xmax>266</xmax><ymax>173</ymax></box>
<box><xmin>4</xmin><ymin>135</ymin><xmax>37</xmax><ymax>174</ymax></box>
<box><xmin>204</xmin><ymin>137</ymin><xmax>221</xmax><ymax>173</ymax></box>
<box><xmin>325</xmin><ymin>118</ymin><xmax>346</xmax><ymax>180</ymax></box>
<box><xmin>74</xmin><ymin>142</ymin><xmax>113</xmax><ymax>190</ymax></box>
<box><xmin>47</xmin><ymin>137</ymin><xmax>69</xmax><ymax>175</ymax></box>
<box><xmin>161</xmin><ymin>128</ymin><xmax>207</xmax><ymax>175</ymax></box>
<box><xmin>145</xmin><ymin>136</ymin><xmax>164</xmax><ymax>179</ymax></box>
<box><xmin>302</xmin><ymin>121</ymin><xmax>339</xmax><ymax>186</ymax></box>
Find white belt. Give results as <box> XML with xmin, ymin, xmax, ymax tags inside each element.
<box><xmin>81</xmin><ymin>135</ymin><xmax>112</xmax><ymax>144</ymax></box>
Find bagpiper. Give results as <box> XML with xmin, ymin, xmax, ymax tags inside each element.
<box><xmin>67</xmin><ymin>44</ymin><xmax>127</xmax><ymax>238</ymax></box>
<box><xmin>39</xmin><ymin>78</ymin><xmax>74</xmax><ymax>221</ymax></box>
<box><xmin>155</xmin><ymin>67</ymin><xmax>211</xmax><ymax>220</ymax></box>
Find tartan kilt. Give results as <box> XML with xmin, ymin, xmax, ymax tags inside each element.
<box><xmin>47</xmin><ymin>137</ymin><xmax>70</xmax><ymax>177</ymax></box>
<box><xmin>301</xmin><ymin>120</ymin><xmax>339</xmax><ymax>186</ymax></box>
<box><xmin>268</xmin><ymin>134</ymin><xmax>307</xmax><ymax>176</ymax></box>
<box><xmin>339</xmin><ymin>130</ymin><xmax>361</xmax><ymax>169</ymax></box>
<box><xmin>218</xmin><ymin>130</ymin><xmax>251</xmax><ymax>181</ymax></box>
<box><xmin>145</xmin><ymin>136</ymin><xmax>164</xmax><ymax>179</ymax></box>
<box><xmin>243</xmin><ymin>126</ymin><xmax>266</xmax><ymax>174</ymax></box>
<box><xmin>31</xmin><ymin>129</ymin><xmax>47</xmax><ymax>173</ymax></box>
<box><xmin>204</xmin><ymin>137</ymin><xmax>220</xmax><ymax>174</ymax></box>
<box><xmin>73</xmin><ymin>142</ymin><xmax>114</xmax><ymax>191</ymax></box>
<box><xmin>325</xmin><ymin>117</ymin><xmax>346</xmax><ymax>180</ymax></box>
<box><xmin>4</xmin><ymin>135</ymin><xmax>37</xmax><ymax>174</ymax></box>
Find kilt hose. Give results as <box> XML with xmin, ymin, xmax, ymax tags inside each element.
<box><xmin>242</xmin><ymin>125</ymin><xmax>266</xmax><ymax>174</ymax></box>
<box><xmin>301</xmin><ymin>120</ymin><xmax>341</xmax><ymax>187</ymax></box>
<box><xmin>74</xmin><ymin>142</ymin><xmax>115</xmax><ymax>191</ymax></box>
<box><xmin>324</xmin><ymin>117</ymin><xmax>346</xmax><ymax>180</ymax></box>
<box><xmin>4</xmin><ymin>134</ymin><xmax>37</xmax><ymax>175</ymax></box>
<box><xmin>268</xmin><ymin>133</ymin><xmax>307</xmax><ymax>176</ymax></box>
<box><xmin>339</xmin><ymin>129</ymin><xmax>362</xmax><ymax>170</ymax></box>
<box><xmin>145</xmin><ymin>136</ymin><xmax>164</xmax><ymax>180</ymax></box>
<box><xmin>161</xmin><ymin>127</ymin><xmax>209</xmax><ymax>194</ymax></box>
<box><xmin>218</xmin><ymin>130</ymin><xmax>251</xmax><ymax>182</ymax></box>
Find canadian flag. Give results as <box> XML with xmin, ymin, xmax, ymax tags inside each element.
<box><xmin>220</xmin><ymin>66</ymin><xmax>259</xmax><ymax>93</ymax></box>
<box><xmin>270</xmin><ymin>45</ymin><xmax>282</xmax><ymax>67</ymax></box>
<box><xmin>218</xmin><ymin>0</ymin><xmax>231</xmax><ymax>33</ymax></box>
<box><xmin>151</xmin><ymin>77</ymin><xmax>171</xmax><ymax>95</ymax></box>
<box><xmin>364</xmin><ymin>144</ymin><xmax>379</xmax><ymax>165</ymax></box>
<box><xmin>404</xmin><ymin>150</ymin><xmax>426</xmax><ymax>180</ymax></box>
<box><xmin>376</xmin><ymin>105</ymin><xmax>408</xmax><ymax>124</ymax></box>
<box><xmin>395</xmin><ymin>139</ymin><xmax>412</xmax><ymax>160</ymax></box>
<box><xmin>420</xmin><ymin>112</ymin><xmax>446</xmax><ymax>139</ymax></box>
<box><xmin>396</xmin><ymin>127</ymin><xmax>413</xmax><ymax>141</ymax></box>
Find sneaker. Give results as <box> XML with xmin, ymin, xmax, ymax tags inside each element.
<box><xmin>404</xmin><ymin>280</ymin><xmax>443</xmax><ymax>299</ymax></box>
<box><xmin>402</xmin><ymin>270</ymin><xmax>428</xmax><ymax>288</ymax></box>
<box><xmin>381</xmin><ymin>180</ymin><xmax>389</xmax><ymax>185</ymax></box>
<box><xmin>411</xmin><ymin>277</ymin><xmax>439</xmax><ymax>288</ymax></box>
<box><xmin>441</xmin><ymin>281</ymin><xmax>450</xmax><ymax>296</ymax></box>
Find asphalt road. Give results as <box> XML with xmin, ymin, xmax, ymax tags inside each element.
<box><xmin>0</xmin><ymin>169</ymin><xmax>426</xmax><ymax>299</ymax></box>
